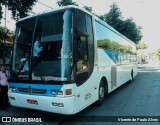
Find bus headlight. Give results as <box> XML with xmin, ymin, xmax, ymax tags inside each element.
<box><xmin>51</xmin><ymin>89</ymin><xmax>72</xmax><ymax>97</ymax></box>
<box><xmin>8</xmin><ymin>87</ymin><xmax>16</xmax><ymax>92</ymax></box>
<box><xmin>51</xmin><ymin>90</ymin><xmax>63</xmax><ymax>96</ymax></box>
<box><xmin>9</xmin><ymin>96</ymin><xmax>15</xmax><ymax>100</ymax></box>
<box><xmin>57</xmin><ymin>91</ymin><xmax>63</xmax><ymax>96</ymax></box>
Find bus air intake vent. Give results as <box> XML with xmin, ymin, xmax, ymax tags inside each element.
<box><xmin>18</xmin><ymin>88</ymin><xmax>47</xmax><ymax>94</ymax></box>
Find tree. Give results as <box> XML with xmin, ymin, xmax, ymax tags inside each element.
<box><xmin>0</xmin><ymin>5</ymin><xmax>3</xmax><ymax>19</ymax></box>
<box><xmin>0</xmin><ymin>0</ymin><xmax>37</xmax><ymax>20</ymax></box>
<box><xmin>104</xmin><ymin>3</ymin><xmax>122</xmax><ymax>27</ymax></box>
<box><xmin>57</xmin><ymin>0</ymin><xmax>78</xmax><ymax>7</ymax></box>
<box><xmin>136</xmin><ymin>42</ymin><xmax>148</xmax><ymax>50</ymax></box>
<box><xmin>104</xmin><ymin>3</ymin><xmax>142</xmax><ymax>44</ymax></box>
<box><xmin>83</xmin><ymin>6</ymin><xmax>92</xmax><ymax>12</ymax></box>
<box><xmin>0</xmin><ymin>26</ymin><xmax>13</xmax><ymax>42</ymax></box>
<box><xmin>121</xmin><ymin>18</ymin><xmax>142</xmax><ymax>43</ymax></box>
<box><xmin>0</xmin><ymin>26</ymin><xmax>14</xmax><ymax>60</ymax></box>
<box><xmin>154</xmin><ymin>49</ymin><xmax>160</xmax><ymax>59</ymax></box>
<box><xmin>99</xmin><ymin>15</ymin><xmax>105</xmax><ymax>21</ymax></box>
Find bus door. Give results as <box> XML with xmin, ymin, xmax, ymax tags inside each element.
<box><xmin>74</xmin><ymin>10</ymin><xmax>94</xmax><ymax>109</ymax></box>
<box><xmin>74</xmin><ymin>10</ymin><xmax>94</xmax><ymax>86</ymax></box>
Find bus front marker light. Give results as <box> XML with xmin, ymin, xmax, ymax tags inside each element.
<box><xmin>9</xmin><ymin>96</ymin><xmax>15</xmax><ymax>100</ymax></box>
<box><xmin>58</xmin><ymin>103</ymin><xmax>64</xmax><ymax>107</ymax></box>
<box><xmin>57</xmin><ymin>91</ymin><xmax>63</xmax><ymax>95</ymax></box>
<box><xmin>51</xmin><ymin>90</ymin><xmax>57</xmax><ymax>95</ymax></box>
<box><xmin>9</xmin><ymin>87</ymin><xmax>16</xmax><ymax>91</ymax></box>
<box><xmin>52</xmin><ymin>102</ymin><xmax>58</xmax><ymax>106</ymax></box>
<box><xmin>65</xmin><ymin>89</ymin><xmax>72</xmax><ymax>95</ymax></box>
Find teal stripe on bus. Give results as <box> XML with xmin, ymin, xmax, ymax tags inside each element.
<box><xmin>9</xmin><ymin>82</ymin><xmax>63</xmax><ymax>97</ymax></box>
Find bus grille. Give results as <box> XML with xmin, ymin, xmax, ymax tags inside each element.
<box><xmin>17</xmin><ymin>88</ymin><xmax>47</xmax><ymax>94</ymax></box>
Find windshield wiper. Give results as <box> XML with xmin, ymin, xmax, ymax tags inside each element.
<box><xmin>33</xmin><ymin>64</ymin><xmax>46</xmax><ymax>83</ymax></box>
<box><xmin>15</xmin><ymin>60</ymin><xmax>27</xmax><ymax>79</ymax></box>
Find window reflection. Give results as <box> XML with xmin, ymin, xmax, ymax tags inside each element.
<box><xmin>76</xmin><ymin>36</ymin><xmax>88</xmax><ymax>72</ymax></box>
<box><xmin>96</xmin><ymin>21</ymin><xmax>136</xmax><ymax>54</ymax></box>
<box><xmin>95</xmin><ymin>21</ymin><xmax>137</xmax><ymax>64</ymax></box>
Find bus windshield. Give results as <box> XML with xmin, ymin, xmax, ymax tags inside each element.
<box><xmin>11</xmin><ymin>10</ymin><xmax>73</xmax><ymax>82</ymax></box>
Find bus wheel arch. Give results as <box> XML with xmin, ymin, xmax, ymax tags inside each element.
<box><xmin>96</xmin><ymin>76</ymin><xmax>108</xmax><ymax>106</ymax></box>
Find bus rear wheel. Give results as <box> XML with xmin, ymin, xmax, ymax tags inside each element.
<box><xmin>96</xmin><ymin>81</ymin><xmax>105</xmax><ymax>106</ymax></box>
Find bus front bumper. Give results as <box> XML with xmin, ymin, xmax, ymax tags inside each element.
<box><xmin>8</xmin><ymin>92</ymin><xmax>76</xmax><ymax>115</ymax></box>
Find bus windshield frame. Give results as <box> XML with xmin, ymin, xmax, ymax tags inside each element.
<box><xmin>10</xmin><ymin>9</ymin><xmax>73</xmax><ymax>83</ymax></box>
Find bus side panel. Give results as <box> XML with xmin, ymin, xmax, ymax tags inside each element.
<box><xmin>74</xmin><ymin>68</ymin><xmax>103</xmax><ymax>112</ymax></box>
<box><xmin>97</xmin><ymin>49</ymin><xmax>137</xmax><ymax>92</ymax></box>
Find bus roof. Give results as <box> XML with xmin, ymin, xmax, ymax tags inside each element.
<box><xmin>17</xmin><ymin>5</ymin><xmax>90</xmax><ymax>22</ymax></box>
<box><xmin>17</xmin><ymin>5</ymin><xmax>135</xmax><ymax>45</ymax></box>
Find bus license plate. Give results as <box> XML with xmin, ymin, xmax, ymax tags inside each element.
<box><xmin>27</xmin><ymin>99</ymin><xmax>38</xmax><ymax>105</ymax></box>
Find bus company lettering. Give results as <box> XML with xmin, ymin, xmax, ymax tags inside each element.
<box><xmin>4</xmin><ymin>117</ymin><xmax>42</xmax><ymax>123</ymax></box>
<box><xmin>28</xmin><ymin>118</ymin><xmax>42</xmax><ymax>122</ymax></box>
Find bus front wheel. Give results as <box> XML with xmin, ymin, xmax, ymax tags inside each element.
<box><xmin>96</xmin><ymin>81</ymin><xmax>105</xmax><ymax>106</ymax></box>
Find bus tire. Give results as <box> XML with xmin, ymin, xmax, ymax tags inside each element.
<box><xmin>129</xmin><ymin>69</ymin><xmax>133</xmax><ymax>83</ymax></box>
<box><xmin>96</xmin><ymin>81</ymin><xmax>105</xmax><ymax>106</ymax></box>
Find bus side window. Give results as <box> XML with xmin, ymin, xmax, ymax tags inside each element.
<box><xmin>77</xmin><ymin>36</ymin><xmax>87</xmax><ymax>60</ymax></box>
<box><xmin>76</xmin><ymin>36</ymin><xmax>88</xmax><ymax>72</ymax></box>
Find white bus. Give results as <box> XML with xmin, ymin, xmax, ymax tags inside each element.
<box><xmin>8</xmin><ymin>5</ymin><xmax>137</xmax><ymax>115</ymax></box>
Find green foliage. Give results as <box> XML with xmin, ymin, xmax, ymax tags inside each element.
<box><xmin>104</xmin><ymin>3</ymin><xmax>142</xmax><ymax>44</ymax></box>
<box><xmin>83</xmin><ymin>6</ymin><xmax>92</xmax><ymax>12</ymax></box>
<box><xmin>0</xmin><ymin>26</ymin><xmax>13</xmax><ymax>42</ymax></box>
<box><xmin>57</xmin><ymin>0</ymin><xmax>78</xmax><ymax>7</ymax></box>
<box><xmin>0</xmin><ymin>42</ymin><xmax>12</xmax><ymax>59</ymax></box>
<box><xmin>154</xmin><ymin>49</ymin><xmax>160</xmax><ymax>59</ymax></box>
<box><xmin>0</xmin><ymin>25</ymin><xmax>13</xmax><ymax>60</ymax></box>
<box><xmin>136</xmin><ymin>42</ymin><xmax>148</xmax><ymax>50</ymax></box>
<box><xmin>120</xmin><ymin>18</ymin><xmax>142</xmax><ymax>43</ymax></box>
<box><xmin>0</xmin><ymin>0</ymin><xmax>37</xmax><ymax>20</ymax></box>
<box><xmin>105</xmin><ymin>3</ymin><xmax>122</xmax><ymax>23</ymax></box>
<box><xmin>99</xmin><ymin>15</ymin><xmax>105</xmax><ymax>21</ymax></box>
<box><xmin>0</xmin><ymin>5</ymin><xmax>3</xmax><ymax>19</ymax></box>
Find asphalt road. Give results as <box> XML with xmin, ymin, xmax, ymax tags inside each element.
<box><xmin>1</xmin><ymin>64</ymin><xmax>160</xmax><ymax>125</ymax></box>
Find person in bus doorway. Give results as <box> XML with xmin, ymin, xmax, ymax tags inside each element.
<box><xmin>32</xmin><ymin>36</ymin><xmax>44</xmax><ymax>78</ymax></box>
<box><xmin>33</xmin><ymin>35</ymin><xmax>43</xmax><ymax>58</ymax></box>
<box><xmin>33</xmin><ymin>35</ymin><xmax>43</xmax><ymax>67</ymax></box>
<box><xmin>0</xmin><ymin>65</ymin><xmax>9</xmax><ymax>109</ymax></box>
<box><xmin>20</xmin><ymin>52</ymin><xmax>29</xmax><ymax>72</ymax></box>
